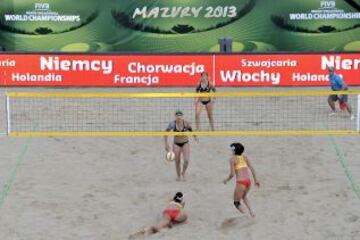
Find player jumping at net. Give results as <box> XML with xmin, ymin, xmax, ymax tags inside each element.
<box><xmin>164</xmin><ymin>110</ymin><xmax>198</xmax><ymax>181</ymax></box>
<box><xmin>223</xmin><ymin>142</ymin><xmax>260</xmax><ymax>217</ymax></box>
<box><xmin>195</xmin><ymin>71</ymin><xmax>216</xmax><ymax>131</ymax></box>
<box><xmin>327</xmin><ymin>66</ymin><xmax>354</xmax><ymax>120</ymax></box>
<box><xmin>129</xmin><ymin>192</ymin><xmax>187</xmax><ymax>238</ymax></box>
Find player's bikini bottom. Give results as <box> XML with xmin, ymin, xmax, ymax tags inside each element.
<box><xmin>236</xmin><ymin>178</ymin><xmax>251</xmax><ymax>189</ymax></box>
<box><xmin>201</xmin><ymin>100</ymin><xmax>211</xmax><ymax>105</ymax></box>
<box><xmin>330</xmin><ymin>94</ymin><xmax>348</xmax><ymax>102</ymax></box>
<box><xmin>331</xmin><ymin>87</ymin><xmax>349</xmax><ymax>102</ymax></box>
<box><xmin>174</xmin><ymin>141</ymin><xmax>189</xmax><ymax>148</ymax></box>
<box><xmin>163</xmin><ymin>209</ymin><xmax>180</xmax><ymax>221</ymax></box>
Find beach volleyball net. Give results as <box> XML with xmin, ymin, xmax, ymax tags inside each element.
<box><xmin>5</xmin><ymin>91</ymin><xmax>360</xmax><ymax>137</ymax></box>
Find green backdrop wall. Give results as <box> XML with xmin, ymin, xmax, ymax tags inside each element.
<box><xmin>0</xmin><ymin>0</ymin><xmax>359</xmax><ymax>52</ymax></box>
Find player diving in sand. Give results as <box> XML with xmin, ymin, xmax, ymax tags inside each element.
<box><xmin>129</xmin><ymin>192</ymin><xmax>187</xmax><ymax>238</ymax></box>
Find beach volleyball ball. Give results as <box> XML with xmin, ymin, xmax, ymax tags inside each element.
<box><xmin>166</xmin><ymin>151</ymin><xmax>175</xmax><ymax>161</ymax></box>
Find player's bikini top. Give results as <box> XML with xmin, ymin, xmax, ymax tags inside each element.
<box><xmin>173</xmin><ymin>120</ymin><xmax>190</xmax><ymax>142</ymax></box>
<box><xmin>173</xmin><ymin>120</ymin><xmax>187</xmax><ymax>132</ymax></box>
<box><xmin>169</xmin><ymin>201</ymin><xmax>183</xmax><ymax>209</ymax></box>
<box><xmin>234</xmin><ymin>155</ymin><xmax>248</xmax><ymax>170</ymax></box>
<box><xmin>196</xmin><ymin>81</ymin><xmax>211</xmax><ymax>92</ymax></box>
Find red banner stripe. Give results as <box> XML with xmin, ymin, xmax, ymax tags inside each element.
<box><xmin>0</xmin><ymin>53</ymin><xmax>359</xmax><ymax>87</ymax></box>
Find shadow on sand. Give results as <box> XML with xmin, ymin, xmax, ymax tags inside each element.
<box><xmin>219</xmin><ymin>216</ymin><xmax>256</xmax><ymax>234</ymax></box>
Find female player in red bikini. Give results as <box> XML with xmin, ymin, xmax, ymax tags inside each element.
<box><xmin>195</xmin><ymin>71</ymin><xmax>216</xmax><ymax>131</ymax></box>
<box><xmin>129</xmin><ymin>192</ymin><xmax>187</xmax><ymax>238</ymax></box>
<box><xmin>223</xmin><ymin>142</ymin><xmax>260</xmax><ymax>217</ymax></box>
<box><xmin>164</xmin><ymin>110</ymin><xmax>198</xmax><ymax>181</ymax></box>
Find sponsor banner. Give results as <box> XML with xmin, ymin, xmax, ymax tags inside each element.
<box><xmin>0</xmin><ymin>54</ymin><xmax>211</xmax><ymax>87</ymax></box>
<box><xmin>4</xmin><ymin>3</ymin><xmax>81</xmax><ymax>23</ymax></box>
<box><xmin>215</xmin><ymin>54</ymin><xmax>360</xmax><ymax>86</ymax></box>
<box><xmin>0</xmin><ymin>53</ymin><xmax>359</xmax><ymax>87</ymax></box>
<box><xmin>289</xmin><ymin>0</ymin><xmax>360</xmax><ymax>21</ymax></box>
<box><xmin>0</xmin><ymin>1</ymin><xmax>359</xmax><ymax>52</ymax></box>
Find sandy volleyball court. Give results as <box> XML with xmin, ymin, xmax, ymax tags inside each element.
<box><xmin>0</xmin><ymin>87</ymin><xmax>359</xmax><ymax>240</ymax></box>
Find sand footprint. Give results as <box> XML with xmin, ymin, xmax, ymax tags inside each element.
<box><xmin>345</xmin><ymin>214</ymin><xmax>359</xmax><ymax>223</ymax></box>
<box><xmin>277</xmin><ymin>185</ymin><xmax>292</xmax><ymax>191</ymax></box>
<box><xmin>219</xmin><ymin>216</ymin><xmax>256</xmax><ymax>234</ymax></box>
<box><xmin>192</xmin><ymin>187</ymin><xmax>201</xmax><ymax>194</ymax></box>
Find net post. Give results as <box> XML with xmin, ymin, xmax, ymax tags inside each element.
<box><xmin>6</xmin><ymin>94</ymin><xmax>10</xmax><ymax>135</ymax></box>
<box><xmin>357</xmin><ymin>94</ymin><xmax>360</xmax><ymax>132</ymax></box>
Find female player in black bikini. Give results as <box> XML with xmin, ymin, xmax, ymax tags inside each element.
<box><xmin>195</xmin><ymin>71</ymin><xmax>216</xmax><ymax>131</ymax></box>
<box><xmin>164</xmin><ymin>110</ymin><xmax>198</xmax><ymax>181</ymax></box>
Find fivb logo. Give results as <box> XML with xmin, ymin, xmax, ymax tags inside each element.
<box><xmin>320</xmin><ymin>0</ymin><xmax>336</xmax><ymax>9</ymax></box>
<box><xmin>35</xmin><ymin>3</ymin><xmax>50</xmax><ymax>11</ymax></box>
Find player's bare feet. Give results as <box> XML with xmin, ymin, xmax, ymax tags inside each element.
<box><xmin>181</xmin><ymin>173</ymin><xmax>186</xmax><ymax>181</ymax></box>
<box><xmin>329</xmin><ymin>111</ymin><xmax>336</xmax><ymax>116</ymax></box>
<box><xmin>128</xmin><ymin>227</ymin><xmax>147</xmax><ymax>239</ymax></box>
<box><xmin>237</xmin><ymin>205</ymin><xmax>246</xmax><ymax>214</ymax></box>
<box><xmin>249</xmin><ymin>210</ymin><xmax>255</xmax><ymax>218</ymax></box>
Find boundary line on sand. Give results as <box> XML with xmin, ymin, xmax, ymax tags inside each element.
<box><xmin>0</xmin><ymin>137</ymin><xmax>32</xmax><ymax>209</ymax></box>
<box><xmin>327</xmin><ymin>135</ymin><xmax>360</xmax><ymax>202</ymax></box>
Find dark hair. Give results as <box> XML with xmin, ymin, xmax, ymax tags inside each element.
<box><xmin>201</xmin><ymin>71</ymin><xmax>208</xmax><ymax>77</ymax></box>
<box><xmin>230</xmin><ymin>143</ymin><xmax>244</xmax><ymax>156</ymax></box>
<box><xmin>173</xmin><ymin>192</ymin><xmax>183</xmax><ymax>203</ymax></box>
